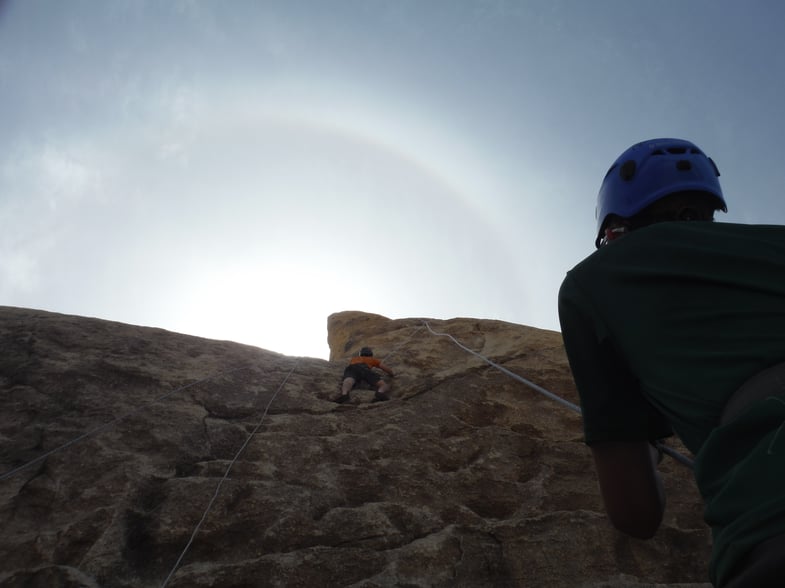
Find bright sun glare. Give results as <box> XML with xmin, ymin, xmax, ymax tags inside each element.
<box><xmin>174</xmin><ymin>262</ymin><xmax>340</xmax><ymax>359</ymax></box>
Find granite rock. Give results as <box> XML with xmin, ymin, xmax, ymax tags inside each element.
<box><xmin>0</xmin><ymin>307</ymin><xmax>711</xmax><ymax>587</ymax></box>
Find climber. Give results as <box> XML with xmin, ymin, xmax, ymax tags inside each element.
<box><xmin>558</xmin><ymin>138</ymin><xmax>785</xmax><ymax>587</ymax></box>
<box><xmin>335</xmin><ymin>346</ymin><xmax>395</xmax><ymax>404</ymax></box>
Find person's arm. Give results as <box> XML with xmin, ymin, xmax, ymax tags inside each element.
<box><xmin>591</xmin><ymin>440</ymin><xmax>665</xmax><ymax>539</ymax></box>
<box><xmin>559</xmin><ymin>275</ymin><xmax>670</xmax><ymax>539</ymax></box>
<box><xmin>378</xmin><ymin>362</ymin><xmax>394</xmax><ymax>377</ymax></box>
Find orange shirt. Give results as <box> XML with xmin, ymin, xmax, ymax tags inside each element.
<box><xmin>349</xmin><ymin>356</ymin><xmax>382</xmax><ymax>369</ymax></box>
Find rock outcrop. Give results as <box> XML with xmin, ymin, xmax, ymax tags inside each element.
<box><xmin>0</xmin><ymin>307</ymin><xmax>711</xmax><ymax>587</ymax></box>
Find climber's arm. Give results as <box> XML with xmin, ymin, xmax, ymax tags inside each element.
<box><xmin>378</xmin><ymin>362</ymin><xmax>394</xmax><ymax>377</ymax></box>
<box><xmin>591</xmin><ymin>440</ymin><xmax>665</xmax><ymax>539</ymax></box>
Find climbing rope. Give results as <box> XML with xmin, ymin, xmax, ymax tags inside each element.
<box><xmin>423</xmin><ymin>321</ymin><xmax>581</xmax><ymax>413</ymax></box>
<box><xmin>0</xmin><ymin>366</ymin><xmax>253</xmax><ymax>483</ymax></box>
<box><xmin>422</xmin><ymin>321</ymin><xmax>694</xmax><ymax>469</ymax></box>
<box><xmin>380</xmin><ymin>324</ymin><xmax>425</xmax><ymax>364</ymax></box>
<box><xmin>160</xmin><ymin>359</ymin><xmax>300</xmax><ymax>587</ymax></box>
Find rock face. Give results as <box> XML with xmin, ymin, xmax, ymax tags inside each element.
<box><xmin>0</xmin><ymin>307</ymin><xmax>711</xmax><ymax>588</ymax></box>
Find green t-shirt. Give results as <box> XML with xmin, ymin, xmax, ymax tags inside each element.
<box><xmin>558</xmin><ymin>221</ymin><xmax>785</xmax><ymax>586</ymax></box>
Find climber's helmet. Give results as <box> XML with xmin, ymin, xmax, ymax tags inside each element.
<box><xmin>595</xmin><ymin>138</ymin><xmax>727</xmax><ymax>248</ymax></box>
<box><xmin>359</xmin><ymin>347</ymin><xmax>373</xmax><ymax>357</ymax></box>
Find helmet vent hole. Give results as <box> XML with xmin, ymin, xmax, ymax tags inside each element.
<box><xmin>667</xmin><ymin>147</ymin><xmax>687</xmax><ymax>154</ymax></box>
<box><xmin>676</xmin><ymin>160</ymin><xmax>692</xmax><ymax>171</ymax></box>
<box><xmin>619</xmin><ymin>160</ymin><xmax>636</xmax><ymax>181</ymax></box>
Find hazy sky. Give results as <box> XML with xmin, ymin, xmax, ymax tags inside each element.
<box><xmin>3</xmin><ymin>1</ymin><xmax>785</xmax><ymax>359</ymax></box>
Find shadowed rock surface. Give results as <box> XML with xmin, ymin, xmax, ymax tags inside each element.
<box><xmin>0</xmin><ymin>307</ymin><xmax>711</xmax><ymax>587</ymax></box>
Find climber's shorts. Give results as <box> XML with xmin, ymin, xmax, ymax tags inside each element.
<box><xmin>342</xmin><ymin>363</ymin><xmax>381</xmax><ymax>387</ymax></box>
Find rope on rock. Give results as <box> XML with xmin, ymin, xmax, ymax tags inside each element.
<box><xmin>160</xmin><ymin>358</ymin><xmax>300</xmax><ymax>588</ymax></box>
<box><xmin>422</xmin><ymin>321</ymin><xmax>694</xmax><ymax>469</ymax></box>
<box><xmin>380</xmin><ymin>324</ymin><xmax>425</xmax><ymax>363</ymax></box>
<box><xmin>423</xmin><ymin>321</ymin><xmax>581</xmax><ymax>412</ymax></box>
<box><xmin>0</xmin><ymin>366</ymin><xmax>253</xmax><ymax>483</ymax></box>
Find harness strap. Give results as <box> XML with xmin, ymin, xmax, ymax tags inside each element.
<box><xmin>720</xmin><ymin>361</ymin><xmax>785</xmax><ymax>425</ymax></box>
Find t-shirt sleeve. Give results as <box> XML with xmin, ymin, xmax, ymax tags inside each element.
<box><xmin>558</xmin><ymin>274</ymin><xmax>672</xmax><ymax>445</ymax></box>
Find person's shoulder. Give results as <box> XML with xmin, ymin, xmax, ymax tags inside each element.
<box><xmin>562</xmin><ymin>221</ymin><xmax>785</xmax><ymax>282</ymax></box>
<box><xmin>656</xmin><ymin>220</ymin><xmax>785</xmax><ymax>236</ymax></box>
<box><xmin>562</xmin><ymin>245</ymin><xmax>606</xmax><ymax>281</ymax></box>
<box><xmin>720</xmin><ymin>221</ymin><xmax>785</xmax><ymax>238</ymax></box>
<box><xmin>660</xmin><ymin>221</ymin><xmax>785</xmax><ymax>247</ymax></box>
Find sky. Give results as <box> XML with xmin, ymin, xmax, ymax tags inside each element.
<box><xmin>2</xmin><ymin>1</ymin><xmax>785</xmax><ymax>360</ymax></box>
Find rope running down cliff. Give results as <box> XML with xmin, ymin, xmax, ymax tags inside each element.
<box><xmin>161</xmin><ymin>359</ymin><xmax>300</xmax><ymax>588</ymax></box>
<box><xmin>422</xmin><ymin>321</ymin><xmax>694</xmax><ymax>469</ymax></box>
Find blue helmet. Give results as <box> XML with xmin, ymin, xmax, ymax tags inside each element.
<box><xmin>595</xmin><ymin>138</ymin><xmax>727</xmax><ymax>248</ymax></box>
